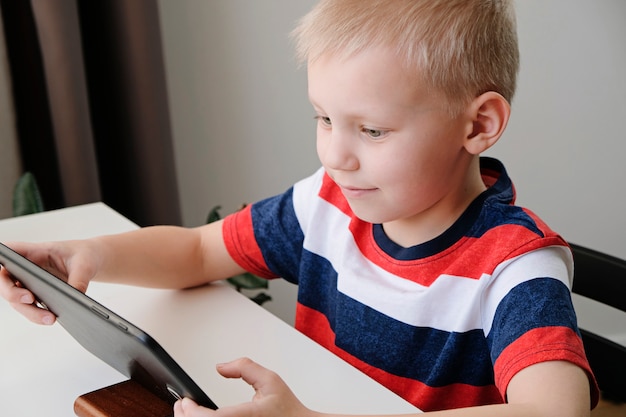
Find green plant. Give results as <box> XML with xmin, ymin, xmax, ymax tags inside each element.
<box><xmin>207</xmin><ymin>205</ymin><xmax>272</xmax><ymax>306</ymax></box>
<box><xmin>12</xmin><ymin>172</ymin><xmax>44</xmax><ymax>217</ymax></box>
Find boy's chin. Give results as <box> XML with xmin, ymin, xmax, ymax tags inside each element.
<box><xmin>348</xmin><ymin>205</ymin><xmax>390</xmax><ymax>225</ymax></box>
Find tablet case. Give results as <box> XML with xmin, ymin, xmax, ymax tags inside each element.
<box><xmin>0</xmin><ymin>242</ymin><xmax>218</xmax><ymax>412</ymax></box>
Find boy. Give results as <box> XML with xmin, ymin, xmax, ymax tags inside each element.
<box><xmin>1</xmin><ymin>0</ymin><xmax>598</xmax><ymax>416</ymax></box>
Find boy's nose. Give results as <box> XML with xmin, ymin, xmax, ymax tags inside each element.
<box><xmin>318</xmin><ymin>129</ymin><xmax>359</xmax><ymax>171</ymax></box>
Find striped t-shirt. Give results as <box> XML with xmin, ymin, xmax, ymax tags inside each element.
<box><xmin>222</xmin><ymin>157</ymin><xmax>598</xmax><ymax>411</ymax></box>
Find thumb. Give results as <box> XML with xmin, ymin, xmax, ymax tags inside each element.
<box><xmin>174</xmin><ymin>398</ymin><xmax>216</xmax><ymax>417</ymax></box>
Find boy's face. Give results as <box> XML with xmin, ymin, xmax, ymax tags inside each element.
<box><xmin>308</xmin><ymin>48</ymin><xmax>477</xmax><ymax>243</ymax></box>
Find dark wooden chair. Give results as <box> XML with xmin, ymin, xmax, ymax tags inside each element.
<box><xmin>570</xmin><ymin>243</ymin><xmax>626</xmax><ymax>403</ymax></box>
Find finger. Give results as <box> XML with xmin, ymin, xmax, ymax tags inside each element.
<box><xmin>216</xmin><ymin>357</ymin><xmax>269</xmax><ymax>382</ymax></box>
<box><xmin>174</xmin><ymin>398</ymin><xmax>218</xmax><ymax>417</ymax></box>
<box><xmin>64</xmin><ymin>261</ymin><xmax>92</xmax><ymax>294</ymax></box>
<box><xmin>10</xmin><ymin>300</ymin><xmax>56</xmax><ymax>325</ymax></box>
<box><xmin>0</xmin><ymin>277</ymin><xmax>55</xmax><ymax>325</ymax></box>
<box><xmin>1</xmin><ymin>255</ymin><xmax>57</xmax><ymax>325</ymax></box>
<box><xmin>3</xmin><ymin>241</ymin><xmax>49</xmax><ymax>266</ymax></box>
<box><xmin>0</xmin><ymin>267</ymin><xmax>30</xmax><ymax>303</ymax></box>
<box><xmin>0</xmin><ymin>268</ymin><xmax>40</xmax><ymax>308</ymax></box>
<box><xmin>216</xmin><ymin>358</ymin><xmax>286</xmax><ymax>397</ymax></box>
<box><xmin>173</xmin><ymin>399</ymin><xmax>185</xmax><ymax>416</ymax></box>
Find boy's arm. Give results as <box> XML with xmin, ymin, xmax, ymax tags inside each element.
<box><xmin>0</xmin><ymin>219</ymin><xmax>245</xmax><ymax>324</ymax></box>
<box><xmin>424</xmin><ymin>361</ymin><xmax>590</xmax><ymax>417</ymax></box>
<box><xmin>174</xmin><ymin>359</ymin><xmax>591</xmax><ymax>417</ymax></box>
<box><xmin>91</xmin><ymin>219</ymin><xmax>245</xmax><ymax>289</ymax></box>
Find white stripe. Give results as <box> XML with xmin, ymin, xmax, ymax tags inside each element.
<box><xmin>481</xmin><ymin>245</ymin><xmax>573</xmax><ymax>334</ymax></box>
<box><xmin>292</xmin><ymin>167</ymin><xmax>325</xmax><ymax>231</ymax></box>
<box><xmin>292</xmin><ymin>169</ymin><xmax>573</xmax><ymax>334</ymax></box>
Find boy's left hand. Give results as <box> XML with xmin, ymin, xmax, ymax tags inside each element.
<box><xmin>174</xmin><ymin>358</ymin><xmax>315</xmax><ymax>417</ymax></box>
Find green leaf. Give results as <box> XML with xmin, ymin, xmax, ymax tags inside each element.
<box><xmin>12</xmin><ymin>172</ymin><xmax>44</xmax><ymax>217</ymax></box>
<box><xmin>206</xmin><ymin>203</ymin><xmax>270</xmax><ymax>298</ymax></box>
<box><xmin>206</xmin><ymin>205</ymin><xmax>222</xmax><ymax>224</ymax></box>
<box><xmin>250</xmin><ymin>292</ymin><xmax>272</xmax><ymax>306</ymax></box>
<box><xmin>227</xmin><ymin>272</ymin><xmax>269</xmax><ymax>290</ymax></box>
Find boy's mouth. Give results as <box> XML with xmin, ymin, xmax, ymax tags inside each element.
<box><xmin>339</xmin><ymin>184</ymin><xmax>378</xmax><ymax>198</ymax></box>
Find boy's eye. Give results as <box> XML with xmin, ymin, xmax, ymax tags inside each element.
<box><xmin>363</xmin><ymin>127</ymin><xmax>385</xmax><ymax>139</ymax></box>
<box><xmin>315</xmin><ymin>116</ymin><xmax>332</xmax><ymax>126</ymax></box>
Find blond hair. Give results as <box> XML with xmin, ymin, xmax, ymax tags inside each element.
<box><xmin>292</xmin><ymin>0</ymin><xmax>519</xmax><ymax>114</ymax></box>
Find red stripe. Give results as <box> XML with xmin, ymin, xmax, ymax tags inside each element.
<box><xmin>494</xmin><ymin>326</ymin><xmax>599</xmax><ymax>407</ymax></box>
<box><xmin>295</xmin><ymin>303</ymin><xmax>503</xmax><ymax>411</ymax></box>
<box><xmin>350</xmin><ymin>219</ymin><xmax>566</xmax><ymax>286</ymax></box>
<box><xmin>318</xmin><ymin>172</ymin><xmax>352</xmax><ymax>216</ymax></box>
<box><xmin>222</xmin><ymin>206</ymin><xmax>277</xmax><ymax>279</ymax></box>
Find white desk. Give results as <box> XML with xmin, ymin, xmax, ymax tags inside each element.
<box><xmin>0</xmin><ymin>203</ymin><xmax>419</xmax><ymax>416</ymax></box>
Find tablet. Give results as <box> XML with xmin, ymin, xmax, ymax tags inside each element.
<box><xmin>0</xmin><ymin>242</ymin><xmax>218</xmax><ymax>410</ymax></box>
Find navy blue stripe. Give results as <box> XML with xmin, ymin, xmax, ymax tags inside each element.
<box><xmin>250</xmin><ymin>188</ymin><xmax>304</xmax><ymax>283</ymax></box>
<box><xmin>333</xmin><ymin>292</ymin><xmax>494</xmax><ymax>387</ymax></box>
<box><xmin>487</xmin><ymin>277</ymin><xmax>579</xmax><ymax>362</ymax></box>
<box><xmin>297</xmin><ymin>250</ymin><xmax>340</xmax><ymax>321</ymax></box>
<box><xmin>298</xmin><ymin>251</ymin><xmax>495</xmax><ymax>387</ymax></box>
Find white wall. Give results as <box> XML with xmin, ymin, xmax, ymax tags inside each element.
<box><xmin>158</xmin><ymin>1</ymin><xmax>626</xmax><ymax>323</ymax></box>
<box><xmin>158</xmin><ymin>0</ymin><xmax>318</xmax><ymax>227</ymax></box>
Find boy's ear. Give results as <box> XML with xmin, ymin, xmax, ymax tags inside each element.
<box><xmin>463</xmin><ymin>92</ymin><xmax>511</xmax><ymax>155</ymax></box>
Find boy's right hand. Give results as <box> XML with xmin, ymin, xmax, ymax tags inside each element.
<box><xmin>0</xmin><ymin>240</ymin><xmax>99</xmax><ymax>325</ymax></box>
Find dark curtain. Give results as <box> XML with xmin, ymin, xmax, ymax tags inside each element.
<box><xmin>0</xmin><ymin>0</ymin><xmax>182</xmax><ymax>226</ymax></box>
